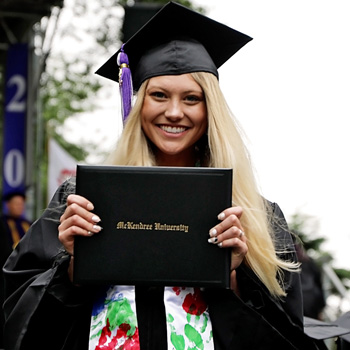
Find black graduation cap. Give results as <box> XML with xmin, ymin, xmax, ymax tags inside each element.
<box><xmin>96</xmin><ymin>1</ymin><xmax>252</xmax><ymax>89</ymax></box>
<box><xmin>2</xmin><ymin>191</ymin><xmax>26</xmax><ymax>202</ymax></box>
<box><xmin>304</xmin><ymin>316</ymin><xmax>350</xmax><ymax>340</ymax></box>
<box><xmin>334</xmin><ymin>312</ymin><xmax>350</xmax><ymax>343</ymax></box>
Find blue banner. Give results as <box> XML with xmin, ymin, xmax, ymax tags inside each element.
<box><xmin>2</xmin><ymin>43</ymin><xmax>28</xmax><ymax>198</ymax></box>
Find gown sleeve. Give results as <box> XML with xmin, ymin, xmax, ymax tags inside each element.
<box><xmin>205</xmin><ymin>202</ymin><xmax>320</xmax><ymax>350</ymax></box>
<box><xmin>2</xmin><ymin>179</ymin><xmax>94</xmax><ymax>350</ymax></box>
<box><xmin>270</xmin><ymin>201</ymin><xmax>304</xmax><ymax>327</ymax></box>
<box><xmin>238</xmin><ymin>201</ymin><xmax>304</xmax><ymax>328</ymax></box>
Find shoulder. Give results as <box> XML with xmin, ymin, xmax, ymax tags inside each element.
<box><xmin>265</xmin><ymin>200</ymin><xmax>295</xmax><ymax>249</ymax></box>
<box><xmin>266</xmin><ymin>200</ymin><xmax>286</xmax><ymax>221</ymax></box>
<box><xmin>49</xmin><ymin>177</ymin><xmax>76</xmax><ymax>208</ymax></box>
<box><xmin>40</xmin><ymin>177</ymin><xmax>76</xmax><ymax>216</ymax></box>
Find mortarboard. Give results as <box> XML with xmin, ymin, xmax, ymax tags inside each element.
<box><xmin>334</xmin><ymin>312</ymin><xmax>350</xmax><ymax>343</ymax></box>
<box><xmin>96</xmin><ymin>1</ymin><xmax>252</xmax><ymax>121</ymax></box>
<box><xmin>304</xmin><ymin>316</ymin><xmax>350</xmax><ymax>340</ymax></box>
<box><xmin>2</xmin><ymin>191</ymin><xmax>26</xmax><ymax>202</ymax></box>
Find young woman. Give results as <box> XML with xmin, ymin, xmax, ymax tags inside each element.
<box><xmin>3</xmin><ymin>2</ymin><xmax>321</xmax><ymax>349</ymax></box>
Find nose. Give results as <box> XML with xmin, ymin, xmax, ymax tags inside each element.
<box><xmin>164</xmin><ymin>99</ymin><xmax>184</xmax><ymax>120</ymax></box>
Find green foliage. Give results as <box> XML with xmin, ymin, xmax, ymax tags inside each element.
<box><xmin>66</xmin><ymin>0</ymin><xmax>123</xmax><ymax>49</ymax></box>
<box><xmin>289</xmin><ymin>212</ymin><xmax>350</xmax><ymax>294</ymax></box>
<box><xmin>118</xmin><ymin>0</ymin><xmax>205</xmax><ymax>13</ymax></box>
<box><xmin>289</xmin><ymin>212</ymin><xmax>326</xmax><ymax>257</ymax></box>
<box><xmin>334</xmin><ymin>268</ymin><xmax>350</xmax><ymax>289</ymax></box>
<box><xmin>40</xmin><ymin>1</ymin><xmax>121</xmax><ymax>157</ymax></box>
<box><xmin>0</xmin><ymin>0</ymin><xmax>201</xmax><ymax>206</ymax></box>
<box><xmin>42</xmin><ymin>55</ymin><xmax>102</xmax><ymax>131</ymax></box>
<box><xmin>40</xmin><ymin>0</ymin><xmax>203</xmax><ymax>163</ymax></box>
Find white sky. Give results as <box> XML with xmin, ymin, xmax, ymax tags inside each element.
<box><xmin>63</xmin><ymin>0</ymin><xmax>350</xmax><ymax>268</ymax></box>
<box><xmin>191</xmin><ymin>0</ymin><xmax>350</xmax><ymax>269</ymax></box>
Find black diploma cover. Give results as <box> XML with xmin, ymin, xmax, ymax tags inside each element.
<box><xmin>74</xmin><ymin>165</ymin><xmax>232</xmax><ymax>288</ymax></box>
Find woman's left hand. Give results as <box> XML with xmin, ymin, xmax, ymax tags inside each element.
<box><xmin>208</xmin><ymin>206</ymin><xmax>248</xmax><ymax>294</ymax></box>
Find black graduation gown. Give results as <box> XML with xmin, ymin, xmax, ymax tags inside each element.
<box><xmin>2</xmin><ymin>179</ymin><xmax>320</xmax><ymax>350</ymax></box>
<box><xmin>0</xmin><ymin>217</ymin><xmax>13</xmax><ymax>348</ymax></box>
<box><xmin>1</xmin><ymin>211</ymin><xmax>31</xmax><ymax>348</ymax></box>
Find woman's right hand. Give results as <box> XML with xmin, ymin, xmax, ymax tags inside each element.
<box><xmin>58</xmin><ymin>194</ymin><xmax>102</xmax><ymax>256</ymax></box>
<box><xmin>58</xmin><ymin>194</ymin><xmax>102</xmax><ymax>283</ymax></box>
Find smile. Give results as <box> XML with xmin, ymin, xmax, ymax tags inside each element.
<box><xmin>159</xmin><ymin>125</ymin><xmax>188</xmax><ymax>134</ymax></box>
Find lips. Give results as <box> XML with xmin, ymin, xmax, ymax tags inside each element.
<box><xmin>159</xmin><ymin>125</ymin><xmax>188</xmax><ymax>134</ymax></box>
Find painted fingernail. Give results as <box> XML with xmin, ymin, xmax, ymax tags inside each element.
<box><xmin>218</xmin><ymin>212</ymin><xmax>225</xmax><ymax>220</ymax></box>
<box><xmin>209</xmin><ymin>228</ymin><xmax>217</xmax><ymax>237</ymax></box>
<box><xmin>208</xmin><ymin>237</ymin><xmax>218</xmax><ymax>244</ymax></box>
<box><xmin>218</xmin><ymin>242</ymin><xmax>223</xmax><ymax>248</ymax></box>
<box><xmin>92</xmin><ymin>225</ymin><xmax>102</xmax><ymax>232</ymax></box>
<box><xmin>92</xmin><ymin>215</ymin><xmax>101</xmax><ymax>223</ymax></box>
<box><xmin>87</xmin><ymin>231</ymin><xmax>93</xmax><ymax>236</ymax></box>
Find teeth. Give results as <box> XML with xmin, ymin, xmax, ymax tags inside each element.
<box><xmin>160</xmin><ymin>125</ymin><xmax>186</xmax><ymax>134</ymax></box>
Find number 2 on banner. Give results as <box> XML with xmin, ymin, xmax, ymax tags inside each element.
<box><xmin>6</xmin><ymin>74</ymin><xmax>26</xmax><ymax>113</ymax></box>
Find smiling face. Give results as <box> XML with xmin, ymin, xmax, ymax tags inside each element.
<box><xmin>141</xmin><ymin>74</ymin><xmax>208</xmax><ymax>166</ymax></box>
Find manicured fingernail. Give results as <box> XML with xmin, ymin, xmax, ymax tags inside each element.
<box><xmin>92</xmin><ymin>225</ymin><xmax>102</xmax><ymax>232</ymax></box>
<box><xmin>208</xmin><ymin>237</ymin><xmax>218</xmax><ymax>244</ymax></box>
<box><xmin>92</xmin><ymin>215</ymin><xmax>101</xmax><ymax>223</ymax></box>
<box><xmin>209</xmin><ymin>228</ymin><xmax>217</xmax><ymax>237</ymax></box>
<box><xmin>218</xmin><ymin>212</ymin><xmax>225</xmax><ymax>220</ymax></box>
<box><xmin>218</xmin><ymin>242</ymin><xmax>223</xmax><ymax>248</ymax></box>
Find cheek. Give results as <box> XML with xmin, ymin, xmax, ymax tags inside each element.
<box><xmin>140</xmin><ymin>99</ymin><xmax>154</xmax><ymax>125</ymax></box>
<box><xmin>196</xmin><ymin>107</ymin><xmax>208</xmax><ymax>131</ymax></box>
<box><xmin>140</xmin><ymin>106</ymin><xmax>149</xmax><ymax>130</ymax></box>
<box><xmin>140</xmin><ymin>107</ymin><xmax>154</xmax><ymax>141</ymax></box>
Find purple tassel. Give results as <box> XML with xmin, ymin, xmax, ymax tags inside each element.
<box><xmin>118</xmin><ymin>44</ymin><xmax>133</xmax><ymax>123</ymax></box>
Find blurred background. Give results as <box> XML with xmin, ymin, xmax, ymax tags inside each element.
<box><xmin>0</xmin><ymin>0</ymin><xmax>349</xmax><ymax>347</ymax></box>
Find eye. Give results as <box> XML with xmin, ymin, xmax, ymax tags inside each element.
<box><xmin>185</xmin><ymin>94</ymin><xmax>203</xmax><ymax>103</ymax></box>
<box><xmin>150</xmin><ymin>91</ymin><xmax>166</xmax><ymax>99</ymax></box>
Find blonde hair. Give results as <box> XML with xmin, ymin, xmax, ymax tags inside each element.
<box><xmin>107</xmin><ymin>72</ymin><xmax>298</xmax><ymax>297</ymax></box>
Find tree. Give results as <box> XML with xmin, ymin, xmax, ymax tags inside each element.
<box><xmin>288</xmin><ymin>212</ymin><xmax>350</xmax><ymax>318</ymax></box>
<box><xmin>42</xmin><ymin>0</ymin><xmax>204</xmax><ymax>146</ymax></box>
<box><xmin>289</xmin><ymin>212</ymin><xmax>330</xmax><ymax>262</ymax></box>
<box><xmin>37</xmin><ymin>0</ymin><xmax>203</xmax><ymax>206</ymax></box>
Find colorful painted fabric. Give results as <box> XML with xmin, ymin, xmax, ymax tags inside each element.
<box><xmin>89</xmin><ymin>285</ymin><xmax>140</xmax><ymax>350</ymax></box>
<box><xmin>164</xmin><ymin>287</ymin><xmax>214</xmax><ymax>350</ymax></box>
<box><xmin>89</xmin><ymin>286</ymin><xmax>214</xmax><ymax>349</ymax></box>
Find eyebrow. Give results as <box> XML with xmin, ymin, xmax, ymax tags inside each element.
<box><xmin>146</xmin><ymin>85</ymin><xmax>203</xmax><ymax>94</ymax></box>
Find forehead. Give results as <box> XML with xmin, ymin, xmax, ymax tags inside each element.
<box><xmin>7</xmin><ymin>195</ymin><xmax>25</xmax><ymax>203</ymax></box>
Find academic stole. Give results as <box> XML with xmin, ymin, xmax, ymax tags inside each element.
<box><xmin>88</xmin><ymin>286</ymin><xmax>214</xmax><ymax>350</ymax></box>
<box><xmin>7</xmin><ymin>218</ymin><xmax>30</xmax><ymax>248</ymax></box>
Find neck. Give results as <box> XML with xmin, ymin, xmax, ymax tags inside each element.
<box><xmin>155</xmin><ymin>149</ymin><xmax>198</xmax><ymax>167</ymax></box>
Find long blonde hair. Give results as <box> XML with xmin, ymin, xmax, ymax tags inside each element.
<box><xmin>107</xmin><ymin>72</ymin><xmax>297</xmax><ymax>297</ymax></box>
